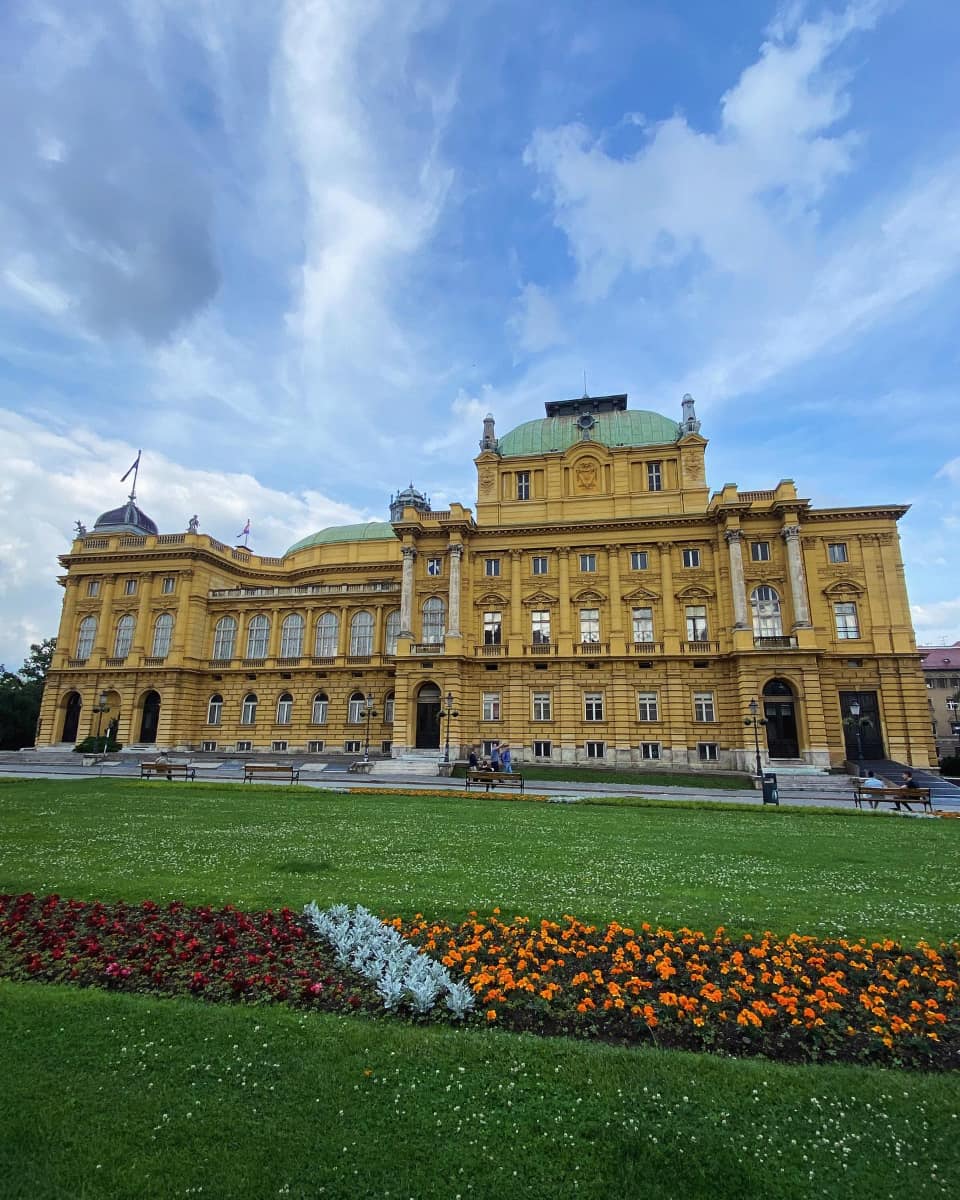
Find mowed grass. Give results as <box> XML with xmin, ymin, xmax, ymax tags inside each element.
<box><xmin>2</xmin><ymin>777</ymin><xmax>960</xmax><ymax>1200</ymax></box>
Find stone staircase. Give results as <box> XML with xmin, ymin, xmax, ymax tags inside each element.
<box><xmin>370</xmin><ymin>750</ymin><xmax>444</xmax><ymax>776</ymax></box>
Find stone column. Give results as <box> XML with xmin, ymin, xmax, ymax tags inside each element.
<box><xmin>657</xmin><ymin>544</ymin><xmax>676</xmax><ymax>636</ymax></box>
<box><xmin>781</xmin><ymin>524</ymin><xmax>811</xmax><ymax>627</ymax></box>
<box><xmin>447</xmin><ymin>543</ymin><xmax>463</xmax><ymax>637</ymax></box>
<box><xmin>606</xmin><ymin>545</ymin><xmax>624</xmax><ymax>638</ymax></box>
<box><xmin>399</xmin><ymin>546</ymin><xmax>416</xmax><ymax>637</ymax></box>
<box><xmin>724</xmin><ymin>528</ymin><xmax>749</xmax><ymax>630</ymax></box>
<box><xmin>59</xmin><ymin>579</ymin><xmax>80</xmax><ymax>666</ymax></box>
<box><xmin>557</xmin><ymin>548</ymin><xmax>572</xmax><ymax>650</ymax></box>
<box><xmin>509</xmin><ymin>550</ymin><xmax>523</xmax><ymax>641</ymax></box>
<box><xmin>133</xmin><ymin>573</ymin><xmax>155</xmax><ymax>658</ymax></box>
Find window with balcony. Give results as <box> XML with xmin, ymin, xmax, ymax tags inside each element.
<box><xmin>482</xmin><ymin>692</ymin><xmax>501</xmax><ymax>721</ymax></box>
<box><xmin>685</xmin><ymin>605</ymin><xmax>708</xmax><ymax>642</ymax></box>
<box><xmin>280</xmin><ymin>613</ymin><xmax>304</xmax><ymax>658</ymax></box>
<box><xmin>532</xmin><ymin>610</ymin><xmax>551</xmax><ymax>644</ymax></box>
<box><xmin>516</xmin><ymin>471</ymin><xmax>530</xmax><ymax>500</ymax></box>
<box><xmin>113</xmin><ymin>614</ymin><xmax>135</xmax><ymax>658</ymax></box>
<box><xmin>834</xmin><ymin>601</ymin><xmax>860</xmax><ymax>639</ymax></box>
<box><xmin>276</xmin><ymin>692</ymin><xmax>293</xmax><ymax>724</ymax></box>
<box><xmin>206</xmin><ymin>694</ymin><xmax>223</xmax><ymax>725</ymax></box>
<box><xmin>350</xmin><ymin>611</ymin><xmax>374</xmax><ymax>655</ymax></box>
<box><xmin>580</xmin><ymin>608</ymin><xmax>600</xmax><ymax>644</ymax></box>
<box><xmin>151</xmin><ymin>613</ymin><xmax>173</xmax><ymax>657</ymax></box>
<box><xmin>632</xmin><ymin>607</ymin><xmax>654</xmax><ymax>643</ymax></box>
<box><xmin>315</xmin><ymin>612</ymin><xmax>338</xmax><ymax>657</ymax></box>
<box><xmin>637</xmin><ymin>692</ymin><xmax>659</xmax><ymax>722</ymax></box>
<box><xmin>694</xmin><ymin>692</ymin><xmax>716</xmax><ymax>722</ymax></box>
<box><xmin>647</xmin><ymin>462</ymin><xmax>662</xmax><ymax>492</ymax></box>
<box><xmin>751</xmin><ymin>586</ymin><xmax>782</xmax><ymax>638</ymax></box>
<box><xmin>483</xmin><ymin>611</ymin><xmax>502</xmax><ymax>645</ymax></box>
<box><xmin>76</xmin><ymin>616</ymin><xmax>96</xmax><ymax>660</ymax></box>
<box><xmin>532</xmin><ymin>691</ymin><xmax>552</xmax><ymax>721</ymax></box>
<box><xmin>212</xmin><ymin>616</ymin><xmax>236</xmax><ymax>660</ymax></box>
<box><xmin>630</xmin><ymin>550</ymin><xmax>648</xmax><ymax>571</ymax></box>
<box><xmin>240</xmin><ymin>693</ymin><xmax>258</xmax><ymax>725</ymax></box>
<box><xmin>422</xmin><ymin>597</ymin><xmax>446</xmax><ymax>643</ymax></box>
<box><xmin>246</xmin><ymin>615</ymin><xmax>270</xmax><ymax>659</ymax></box>
<box><xmin>584</xmin><ymin>692</ymin><xmax>604</xmax><ymax>721</ymax></box>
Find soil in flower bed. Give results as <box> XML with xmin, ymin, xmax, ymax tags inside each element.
<box><xmin>0</xmin><ymin>892</ymin><xmax>379</xmax><ymax>1015</ymax></box>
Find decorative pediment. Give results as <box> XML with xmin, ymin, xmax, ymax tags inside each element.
<box><xmin>822</xmin><ymin>578</ymin><xmax>865</xmax><ymax>597</ymax></box>
<box><xmin>522</xmin><ymin>589</ymin><xmax>559</xmax><ymax>607</ymax></box>
<box><xmin>474</xmin><ymin>590</ymin><xmax>507</xmax><ymax>608</ymax></box>
<box><xmin>622</xmin><ymin>586</ymin><xmax>661</xmax><ymax>603</ymax></box>
<box><xmin>675</xmin><ymin>584</ymin><xmax>715</xmax><ymax>601</ymax></box>
<box><xmin>572</xmin><ymin>587</ymin><xmax>607</xmax><ymax>603</ymax></box>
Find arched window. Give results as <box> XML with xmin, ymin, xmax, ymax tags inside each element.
<box><xmin>385</xmin><ymin>610</ymin><xmax>401</xmax><ymax>655</ymax></box>
<box><xmin>212</xmin><ymin>616</ymin><xmax>237</xmax><ymax>660</ymax></box>
<box><xmin>350</xmin><ymin>611</ymin><xmax>374</xmax><ymax>655</ymax></box>
<box><xmin>751</xmin><ymin>585</ymin><xmax>783</xmax><ymax>638</ymax></box>
<box><xmin>276</xmin><ymin>692</ymin><xmax>293</xmax><ymax>724</ymax></box>
<box><xmin>152</xmin><ymin>613</ymin><xmax>174</xmax><ymax>658</ymax></box>
<box><xmin>240</xmin><ymin>693</ymin><xmax>258</xmax><ymax>725</ymax></box>
<box><xmin>207</xmin><ymin>694</ymin><xmax>223</xmax><ymax>725</ymax></box>
<box><xmin>348</xmin><ymin>691</ymin><xmax>366</xmax><ymax>723</ymax></box>
<box><xmin>246</xmin><ymin>615</ymin><xmax>270</xmax><ymax>659</ymax></box>
<box><xmin>422</xmin><ymin>597</ymin><xmax>445</xmax><ymax>644</ymax></box>
<box><xmin>311</xmin><ymin>692</ymin><xmax>328</xmax><ymax>724</ymax></box>
<box><xmin>76</xmin><ymin>616</ymin><xmax>96</xmax><ymax>660</ymax></box>
<box><xmin>384</xmin><ymin>691</ymin><xmax>395</xmax><ymax>724</ymax></box>
<box><xmin>280</xmin><ymin>614</ymin><xmax>304</xmax><ymax>658</ymax></box>
<box><xmin>114</xmin><ymin>614</ymin><xmax>135</xmax><ymax>658</ymax></box>
<box><xmin>315</xmin><ymin>612</ymin><xmax>338</xmax><ymax>658</ymax></box>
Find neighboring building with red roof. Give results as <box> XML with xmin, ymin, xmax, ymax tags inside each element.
<box><xmin>920</xmin><ymin>643</ymin><xmax>960</xmax><ymax>757</ymax></box>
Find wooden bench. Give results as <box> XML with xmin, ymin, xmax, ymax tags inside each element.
<box><xmin>243</xmin><ymin>763</ymin><xmax>301</xmax><ymax>784</ymax></box>
<box><xmin>853</xmin><ymin>785</ymin><xmax>932</xmax><ymax>813</ymax></box>
<box><xmin>465</xmin><ymin>769</ymin><xmax>524</xmax><ymax>793</ymax></box>
<box><xmin>140</xmin><ymin>761</ymin><xmax>196</xmax><ymax>781</ymax></box>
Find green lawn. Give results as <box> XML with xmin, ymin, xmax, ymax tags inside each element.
<box><xmin>2</xmin><ymin>777</ymin><xmax>959</xmax><ymax>1199</ymax></box>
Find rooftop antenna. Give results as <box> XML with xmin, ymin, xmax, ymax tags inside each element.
<box><xmin>120</xmin><ymin>450</ymin><xmax>142</xmax><ymax>503</ymax></box>
<box><xmin>582</xmin><ymin>370</ymin><xmax>589</xmax><ymax>399</ymax></box>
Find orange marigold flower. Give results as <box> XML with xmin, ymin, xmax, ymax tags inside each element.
<box><xmin>486</xmin><ymin>1009</ymin><xmax>497</xmax><ymax>1022</ymax></box>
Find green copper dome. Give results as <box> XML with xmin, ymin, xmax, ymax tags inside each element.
<box><xmin>497</xmin><ymin>409</ymin><xmax>680</xmax><ymax>458</ymax></box>
<box><xmin>286</xmin><ymin>521</ymin><xmax>397</xmax><ymax>555</ymax></box>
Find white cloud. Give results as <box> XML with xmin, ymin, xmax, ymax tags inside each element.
<box><xmin>912</xmin><ymin>599</ymin><xmax>960</xmax><ymax>647</ymax></box>
<box><xmin>510</xmin><ymin>283</ymin><xmax>564</xmax><ymax>353</ymax></box>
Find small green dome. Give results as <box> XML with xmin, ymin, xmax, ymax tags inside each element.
<box><xmin>286</xmin><ymin>521</ymin><xmax>397</xmax><ymax>555</ymax></box>
<box><xmin>497</xmin><ymin>409</ymin><xmax>680</xmax><ymax>458</ymax></box>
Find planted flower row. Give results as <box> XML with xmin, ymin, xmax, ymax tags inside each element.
<box><xmin>389</xmin><ymin>910</ymin><xmax>960</xmax><ymax>1069</ymax></box>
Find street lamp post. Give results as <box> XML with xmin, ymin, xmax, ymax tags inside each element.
<box><xmin>744</xmin><ymin>698</ymin><xmax>766</xmax><ymax>780</ymax></box>
<box><xmin>361</xmin><ymin>692</ymin><xmax>378</xmax><ymax>762</ymax></box>
<box><xmin>849</xmin><ymin>699</ymin><xmax>864</xmax><ymax>772</ymax></box>
<box><xmin>92</xmin><ymin>690</ymin><xmax>110</xmax><ymax>754</ymax></box>
<box><xmin>439</xmin><ymin>690</ymin><xmax>459</xmax><ymax>763</ymax></box>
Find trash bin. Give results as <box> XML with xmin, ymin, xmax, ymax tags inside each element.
<box><xmin>761</xmin><ymin>772</ymin><xmax>779</xmax><ymax>805</ymax></box>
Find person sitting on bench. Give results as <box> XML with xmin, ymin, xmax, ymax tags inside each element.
<box><xmin>898</xmin><ymin>770</ymin><xmax>920</xmax><ymax>812</ymax></box>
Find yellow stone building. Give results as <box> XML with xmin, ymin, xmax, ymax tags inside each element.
<box><xmin>38</xmin><ymin>393</ymin><xmax>934</xmax><ymax>772</ymax></box>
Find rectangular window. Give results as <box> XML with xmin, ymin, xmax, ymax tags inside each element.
<box><xmin>344</xmin><ymin>740</ymin><xmax>362</xmax><ymax>754</ymax></box>
<box><xmin>682</xmin><ymin>548</ymin><xmax>700</xmax><ymax>568</ymax></box>
<box><xmin>685</xmin><ymin>605</ymin><xmax>708</xmax><ymax>642</ymax></box>
<box><xmin>201</xmin><ymin>740</ymin><xmax>217</xmax><ymax>752</ymax></box>
<box><xmin>532</xmin><ymin>610</ymin><xmax>551</xmax><ymax>644</ymax></box>
<box><xmin>531</xmin><ymin>555</ymin><xmax>548</xmax><ymax>575</ymax></box>
<box><xmin>532</xmin><ymin>740</ymin><xmax>551</xmax><ymax>758</ymax></box>
<box><xmin>485</xmin><ymin>558</ymin><xmax>501</xmax><ymax>577</ymax></box>
<box><xmin>483</xmin><ymin>611</ymin><xmax>502</xmax><ymax>645</ymax></box>
<box><xmin>579</xmin><ymin>553</ymin><xmax>597</xmax><ymax>573</ymax></box>
<box><xmin>532</xmin><ymin>691</ymin><xmax>552</xmax><ymax>721</ymax></box>
<box><xmin>828</xmin><ymin>542</ymin><xmax>848</xmax><ymax>563</ymax></box>
<box><xmin>381</xmin><ymin>740</ymin><xmax>392</xmax><ymax>755</ymax></box>
<box><xmin>751</xmin><ymin>542</ymin><xmax>770</xmax><ymax>562</ymax></box>
<box><xmin>630</xmin><ymin>550</ymin><xmax>648</xmax><ymax>571</ymax></box>
<box><xmin>694</xmin><ymin>692</ymin><xmax>716</xmax><ymax>722</ymax></box>
<box><xmin>584</xmin><ymin>692</ymin><xmax>604</xmax><ymax>721</ymax></box>
<box><xmin>161</xmin><ymin>576</ymin><xmax>176</xmax><ymax>594</ymax></box>
<box><xmin>427</xmin><ymin>557</ymin><xmax>442</xmax><ymax>577</ymax></box>
<box><xmin>516</xmin><ymin>471</ymin><xmax>530</xmax><ymax>500</ymax></box>
<box><xmin>698</xmin><ymin>743</ymin><xmax>719</xmax><ymax>761</ymax></box>
<box><xmin>86</xmin><ymin>579</ymin><xmax>100</xmax><ymax>597</ymax></box>
<box><xmin>235</xmin><ymin>740</ymin><xmax>253</xmax><ymax>752</ymax></box>
<box><xmin>585</xmin><ymin>741</ymin><xmax>605</xmax><ymax>759</ymax></box>
<box><xmin>632</xmin><ymin>607</ymin><xmax>654</xmax><ymax>643</ymax></box>
<box><xmin>482</xmin><ymin>692</ymin><xmax>501</xmax><ymax>721</ymax></box>
<box><xmin>580</xmin><ymin>608</ymin><xmax>600</xmax><ymax>644</ymax></box>
<box><xmin>308</xmin><ymin>740</ymin><xmax>325</xmax><ymax>753</ymax></box>
<box><xmin>834</xmin><ymin>601</ymin><xmax>860</xmax><ymax>640</ymax></box>
<box><xmin>647</xmin><ymin>462</ymin><xmax>662</xmax><ymax>492</ymax></box>
<box><xmin>272</xmin><ymin>741</ymin><xmax>288</xmax><ymax>752</ymax></box>
<box><xmin>384</xmin><ymin>696</ymin><xmax>395</xmax><ymax>723</ymax></box>
<box><xmin>123</xmin><ymin>578</ymin><xmax>137</xmax><ymax>595</ymax></box>
<box><xmin>481</xmin><ymin>739</ymin><xmax>498</xmax><ymax>758</ymax></box>
<box><xmin>640</xmin><ymin>742</ymin><xmax>661</xmax><ymax>760</ymax></box>
<box><xmin>637</xmin><ymin>692</ymin><xmax>659</xmax><ymax>722</ymax></box>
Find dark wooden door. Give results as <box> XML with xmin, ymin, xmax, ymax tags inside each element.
<box><xmin>62</xmin><ymin>693</ymin><xmax>81</xmax><ymax>743</ymax></box>
<box><xmin>764</xmin><ymin>701</ymin><xmax>799</xmax><ymax>758</ymax></box>
<box><xmin>139</xmin><ymin>691</ymin><xmax>161</xmax><ymax>744</ymax></box>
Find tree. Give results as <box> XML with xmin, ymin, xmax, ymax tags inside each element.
<box><xmin>0</xmin><ymin>638</ymin><xmax>56</xmax><ymax>751</ymax></box>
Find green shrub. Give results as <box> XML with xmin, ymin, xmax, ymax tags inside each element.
<box><xmin>940</xmin><ymin>755</ymin><xmax>960</xmax><ymax>776</ymax></box>
<box><xmin>71</xmin><ymin>736</ymin><xmax>121</xmax><ymax>754</ymax></box>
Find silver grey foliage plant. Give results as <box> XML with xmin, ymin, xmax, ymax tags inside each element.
<box><xmin>303</xmin><ymin>902</ymin><xmax>476</xmax><ymax>1019</ymax></box>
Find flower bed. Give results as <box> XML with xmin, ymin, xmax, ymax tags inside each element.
<box><xmin>389</xmin><ymin>910</ymin><xmax>960</xmax><ymax>1070</ymax></box>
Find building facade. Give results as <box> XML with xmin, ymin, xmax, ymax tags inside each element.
<box><xmin>919</xmin><ymin>643</ymin><xmax>960</xmax><ymax>759</ymax></box>
<box><xmin>38</xmin><ymin>394</ymin><xmax>934</xmax><ymax>772</ymax></box>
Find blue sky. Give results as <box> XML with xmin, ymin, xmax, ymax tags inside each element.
<box><xmin>1</xmin><ymin>0</ymin><xmax>959</xmax><ymax>668</ymax></box>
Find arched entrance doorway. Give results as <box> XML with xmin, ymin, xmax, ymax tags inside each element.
<box><xmin>763</xmin><ymin>678</ymin><xmax>800</xmax><ymax>758</ymax></box>
<box><xmin>415</xmin><ymin>683</ymin><xmax>441</xmax><ymax>749</ymax></box>
<box><xmin>139</xmin><ymin>691</ymin><xmax>161</xmax><ymax>744</ymax></box>
<box><xmin>61</xmin><ymin>692</ymin><xmax>82</xmax><ymax>743</ymax></box>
